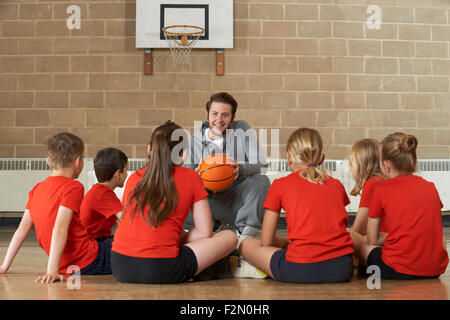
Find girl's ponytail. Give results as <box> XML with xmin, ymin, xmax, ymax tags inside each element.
<box><xmin>286</xmin><ymin>128</ymin><xmax>328</xmax><ymax>184</ymax></box>
<box><xmin>126</xmin><ymin>121</ymin><xmax>183</xmax><ymax>228</ymax></box>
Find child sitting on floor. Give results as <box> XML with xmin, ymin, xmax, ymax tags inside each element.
<box><xmin>0</xmin><ymin>132</ymin><xmax>112</xmax><ymax>283</ymax></box>
<box><xmin>80</xmin><ymin>148</ymin><xmax>128</xmax><ymax>240</ymax></box>
<box><xmin>350</xmin><ymin>132</ymin><xmax>448</xmax><ymax>280</ymax></box>
<box><xmin>238</xmin><ymin>128</ymin><xmax>354</xmax><ymax>283</ymax></box>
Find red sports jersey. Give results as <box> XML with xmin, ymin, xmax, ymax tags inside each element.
<box><xmin>263</xmin><ymin>172</ymin><xmax>354</xmax><ymax>263</ymax></box>
<box><xmin>112</xmin><ymin>166</ymin><xmax>208</xmax><ymax>258</ymax></box>
<box><xmin>359</xmin><ymin>175</ymin><xmax>384</xmax><ymax>208</ymax></box>
<box><xmin>80</xmin><ymin>183</ymin><xmax>123</xmax><ymax>239</ymax></box>
<box><xmin>369</xmin><ymin>174</ymin><xmax>448</xmax><ymax>276</ymax></box>
<box><xmin>359</xmin><ymin>175</ymin><xmax>388</xmax><ymax>233</ymax></box>
<box><xmin>26</xmin><ymin>176</ymin><xmax>98</xmax><ymax>274</ymax></box>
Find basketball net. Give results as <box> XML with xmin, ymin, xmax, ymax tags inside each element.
<box><xmin>163</xmin><ymin>25</ymin><xmax>204</xmax><ymax>66</ymax></box>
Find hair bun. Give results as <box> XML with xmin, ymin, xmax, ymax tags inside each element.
<box><xmin>401</xmin><ymin>134</ymin><xmax>418</xmax><ymax>152</ymax></box>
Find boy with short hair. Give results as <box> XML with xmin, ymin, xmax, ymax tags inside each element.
<box><xmin>80</xmin><ymin>148</ymin><xmax>128</xmax><ymax>240</ymax></box>
<box><xmin>0</xmin><ymin>132</ymin><xmax>111</xmax><ymax>283</ymax></box>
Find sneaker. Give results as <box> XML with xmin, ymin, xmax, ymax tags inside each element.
<box><xmin>235</xmin><ymin>230</ymin><xmax>250</xmax><ymax>249</ymax></box>
<box><xmin>230</xmin><ymin>256</ymin><xmax>268</xmax><ymax>279</ymax></box>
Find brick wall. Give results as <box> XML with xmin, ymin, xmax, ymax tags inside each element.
<box><xmin>0</xmin><ymin>0</ymin><xmax>449</xmax><ymax>159</ymax></box>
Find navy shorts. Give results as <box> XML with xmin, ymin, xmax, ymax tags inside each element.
<box><xmin>367</xmin><ymin>247</ymin><xmax>439</xmax><ymax>280</ymax></box>
<box><xmin>270</xmin><ymin>249</ymin><xmax>354</xmax><ymax>283</ymax></box>
<box><xmin>111</xmin><ymin>245</ymin><xmax>198</xmax><ymax>284</ymax></box>
<box><xmin>80</xmin><ymin>237</ymin><xmax>113</xmax><ymax>275</ymax></box>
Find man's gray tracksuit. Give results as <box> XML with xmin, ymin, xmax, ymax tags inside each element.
<box><xmin>184</xmin><ymin>120</ymin><xmax>270</xmax><ymax>233</ymax></box>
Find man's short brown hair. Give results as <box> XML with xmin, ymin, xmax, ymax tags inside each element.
<box><xmin>206</xmin><ymin>92</ymin><xmax>238</xmax><ymax>115</ymax></box>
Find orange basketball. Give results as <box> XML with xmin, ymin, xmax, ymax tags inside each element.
<box><xmin>198</xmin><ymin>153</ymin><xmax>236</xmax><ymax>192</ymax></box>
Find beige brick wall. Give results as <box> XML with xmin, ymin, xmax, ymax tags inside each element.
<box><xmin>0</xmin><ymin>1</ymin><xmax>449</xmax><ymax>159</ymax></box>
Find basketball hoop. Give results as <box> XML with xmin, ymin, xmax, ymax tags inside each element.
<box><xmin>163</xmin><ymin>25</ymin><xmax>204</xmax><ymax>66</ymax></box>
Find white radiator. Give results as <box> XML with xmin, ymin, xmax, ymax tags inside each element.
<box><xmin>0</xmin><ymin>158</ymin><xmax>449</xmax><ymax>213</ymax></box>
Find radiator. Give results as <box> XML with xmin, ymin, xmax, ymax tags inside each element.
<box><xmin>0</xmin><ymin>158</ymin><xmax>449</xmax><ymax>213</ymax></box>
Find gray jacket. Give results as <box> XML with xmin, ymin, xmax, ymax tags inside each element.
<box><xmin>184</xmin><ymin>120</ymin><xmax>268</xmax><ymax>185</ymax></box>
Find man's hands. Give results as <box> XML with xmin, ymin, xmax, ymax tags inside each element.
<box><xmin>226</xmin><ymin>157</ymin><xmax>239</xmax><ymax>181</ymax></box>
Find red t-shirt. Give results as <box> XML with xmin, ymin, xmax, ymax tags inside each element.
<box><xmin>263</xmin><ymin>172</ymin><xmax>354</xmax><ymax>263</ymax></box>
<box><xmin>80</xmin><ymin>183</ymin><xmax>122</xmax><ymax>239</ymax></box>
<box><xmin>359</xmin><ymin>175</ymin><xmax>384</xmax><ymax>208</ymax></box>
<box><xmin>112</xmin><ymin>166</ymin><xmax>208</xmax><ymax>258</ymax></box>
<box><xmin>26</xmin><ymin>176</ymin><xmax>98</xmax><ymax>274</ymax></box>
<box><xmin>359</xmin><ymin>175</ymin><xmax>388</xmax><ymax>233</ymax></box>
<box><xmin>369</xmin><ymin>174</ymin><xmax>449</xmax><ymax>276</ymax></box>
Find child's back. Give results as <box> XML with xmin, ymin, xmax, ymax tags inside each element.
<box><xmin>113</xmin><ymin>166</ymin><xmax>206</xmax><ymax>258</ymax></box>
<box><xmin>80</xmin><ymin>183</ymin><xmax>122</xmax><ymax>239</ymax></box>
<box><xmin>352</xmin><ymin>132</ymin><xmax>448</xmax><ymax>280</ymax></box>
<box><xmin>80</xmin><ymin>147</ymin><xmax>128</xmax><ymax>239</ymax></box>
<box><xmin>267</xmin><ymin>173</ymin><xmax>353</xmax><ymax>263</ymax></box>
<box><xmin>370</xmin><ymin>174</ymin><xmax>447</xmax><ymax>276</ymax></box>
<box><xmin>239</xmin><ymin>128</ymin><xmax>354</xmax><ymax>283</ymax></box>
<box><xmin>28</xmin><ymin>175</ymin><xmax>98</xmax><ymax>274</ymax></box>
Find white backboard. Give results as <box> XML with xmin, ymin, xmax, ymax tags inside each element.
<box><xmin>136</xmin><ymin>0</ymin><xmax>233</xmax><ymax>49</ymax></box>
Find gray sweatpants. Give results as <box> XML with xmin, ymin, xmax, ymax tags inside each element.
<box><xmin>184</xmin><ymin>174</ymin><xmax>270</xmax><ymax>232</ymax></box>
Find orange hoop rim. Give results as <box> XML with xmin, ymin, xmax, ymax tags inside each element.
<box><xmin>163</xmin><ymin>25</ymin><xmax>205</xmax><ymax>37</ymax></box>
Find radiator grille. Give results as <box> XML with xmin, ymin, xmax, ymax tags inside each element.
<box><xmin>0</xmin><ymin>159</ymin><xmax>448</xmax><ymax>171</ymax></box>
<box><xmin>418</xmin><ymin>160</ymin><xmax>450</xmax><ymax>172</ymax></box>
<box><xmin>0</xmin><ymin>158</ymin><xmax>449</xmax><ymax>213</ymax></box>
<box><xmin>266</xmin><ymin>159</ymin><xmax>337</xmax><ymax>172</ymax></box>
<box><xmin>0</xmin><ymin>159</ymin><xmax>50</xmax><ymax>171</ymax></box>
<box><xmin>127</xmin><ymin>159</ymin><xmax>147</xmax><ymax>171</ymax></box>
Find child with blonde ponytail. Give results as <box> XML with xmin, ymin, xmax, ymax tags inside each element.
<box><xmin>239</xmin><ymin>128</ymin><xmax>354</xmax><ymax>283</ymax></box>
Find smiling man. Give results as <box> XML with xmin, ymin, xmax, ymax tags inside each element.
<box><xmin>184</xmin><ymin>92</ymin><xmax>270</xmax><ymax>246</ymax></box>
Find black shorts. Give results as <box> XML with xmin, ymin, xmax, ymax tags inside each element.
<box><xmin>367</xmin><ymin>247</ymin><xmax>439</xmax><ymax>280</ymax></box>
<box><xmin>111</xmin><ymin>245</ymin><xmax>198</xmax><ymax>284</ymax></box>
<box><xmin>80</xmin><ymin>237</ymin><xmax>113</xmax><ymax>275</ymax></box>
<box><xmin>270</xmin><ymin>249</ymin><xmax>354</xmax><ymax>283</ymax></box>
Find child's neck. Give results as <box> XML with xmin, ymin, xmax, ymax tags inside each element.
<box><xmin>386</xmin><ymin>172</ymin><xmax>409</xmax><ymax>180</ymax></box>
<box><xmin>290</xmin><ymin>163</ymin><xmax>308</xmax><ymax>173</ymax></box>
<box><xmin>51</xmin><ymin>168</ymin><xmax>78</xmax><ymax>179</ymax></box>
<box><xmin>99</xmin><ymin>181</ymin><xmax>117</xmax><ymax>191</ymax></box>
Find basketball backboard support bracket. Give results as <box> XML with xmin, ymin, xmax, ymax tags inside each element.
<box><xmin>216</xmin><ymin>49</ymin><xmax>224</xmax><ymax>76</ymax></box>
<box><xmin>144</xmin><ymin>49</ymin><xmax>152</xmax><ymax>75</ymax></box>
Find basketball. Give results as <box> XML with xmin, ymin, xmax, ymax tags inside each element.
<box><xmin>198</xmin><ymin>154</ymin><xmax>237</xmax><ymax>192</ymax></box>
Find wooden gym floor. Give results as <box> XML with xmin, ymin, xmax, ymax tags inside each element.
<box><xmin>0</xmin><ymin>226</ymin><xmax>449</xmax><ymax>300</ymax></box>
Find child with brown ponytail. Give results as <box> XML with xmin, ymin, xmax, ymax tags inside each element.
<box><xmin>111</xmin><ymin>121</ymin><xmax>237</xmax><ymax>284</ymax></box>
<box><xmin>238</xmin><ymin>128</ymin><xmax>354</xmax><ymax>283</ymax></box>
<box><xmin>351</xmin><ymin>132</ymin><xmax>448</xmax><ymax>279</ymax></box>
